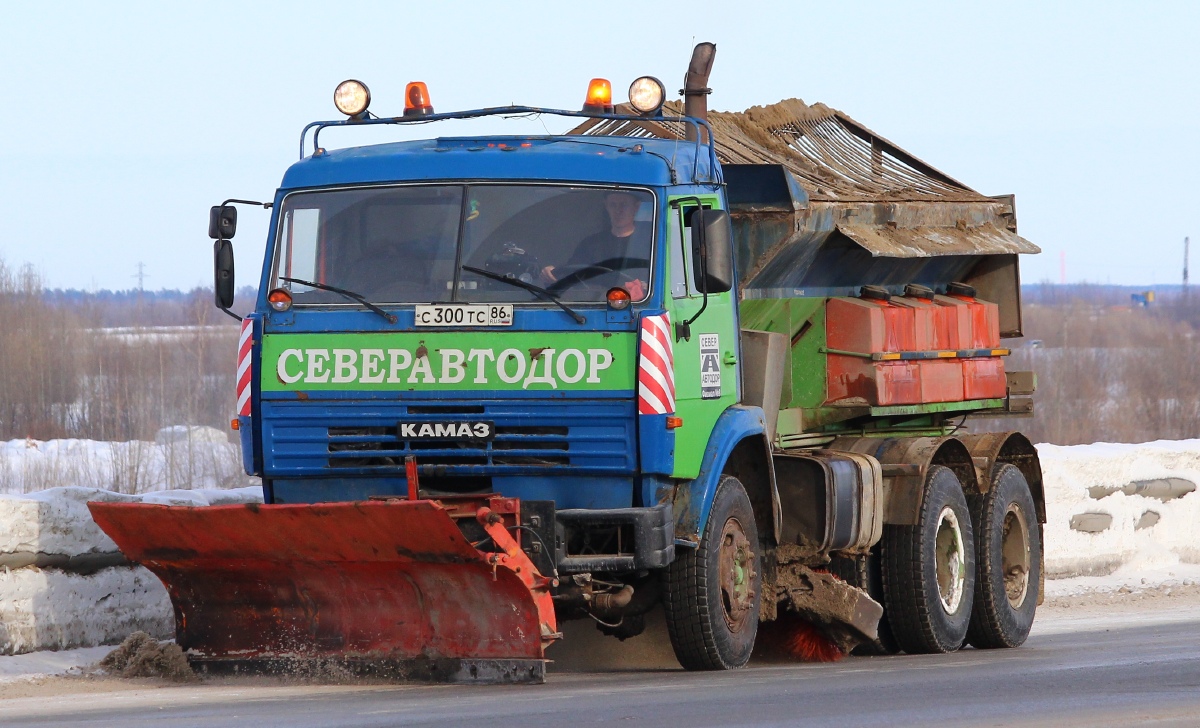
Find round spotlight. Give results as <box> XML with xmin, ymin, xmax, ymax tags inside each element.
<box><xmin>628</xmin><ymin>76</ymin><xmax>666</xmax><ymax>116</ymax></box>
<box><xmin>334</xmin><ymin>79</ymin><xmax>371</xmax><ymax>117</ymax></box>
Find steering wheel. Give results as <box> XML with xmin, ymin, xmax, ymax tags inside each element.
<box><xmin>546</xmin><ymin>257</ymin><xmax>651</xmax><ymax>294</ymax></box>
<box><xmin>478</xmin><ymin>242</ymin><xmax>543</xmax><ymax>285</ymax></box>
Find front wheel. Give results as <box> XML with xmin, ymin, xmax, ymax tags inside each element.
<box><xmin>664</xmin><ymin>474</ymin><xmax>762</xmax><ymax>670</ymax></box>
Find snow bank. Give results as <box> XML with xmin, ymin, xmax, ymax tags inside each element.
<box><xmin>0</xmin><ymin>486</ymin><xmax>263</xmax><ymax>558</ymax></box>
<box><xmin>0</xmin><ymin>568</ymin><xmax>172</xmax><ymax>655</ymax></box>
<box><xmin>1039</xmin><ymin>439</ymin><xmax>1200</xmax><ymax>581</ymax></box>
<box><xmin>0</xmin><ymin>485</ymin><xmax>261</xmax><ymax>655</ymax></box>
<box><xmin>0</xmin><ymin>428</ymin><xmax>254</xmax><ymax>495</ymax></box>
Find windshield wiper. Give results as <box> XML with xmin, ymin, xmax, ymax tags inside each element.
<box><xmin>460</xmin><ymin>265</ymin><xmax>585</xmax><ymax>324</ymax></box>
<box><xmin>279</xmin><ymin>277</ymin><xmax>398</xmax><ymax>324</ymax></box>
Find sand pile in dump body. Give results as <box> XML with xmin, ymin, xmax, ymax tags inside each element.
<box><xmin>99</xmin><ymin>631</ymin><xmax>196</xmax><ymax>682</ymax></box>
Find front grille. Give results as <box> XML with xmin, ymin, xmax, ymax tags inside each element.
<box><xmin>262</xmin><ymin>398</ymin><xmax>635</xmax><ymax>476</ymax></box>
<box><xmin>325</xmin><ymin>423</ymin><xmax>572</xmax><ymax>467</ymax></box>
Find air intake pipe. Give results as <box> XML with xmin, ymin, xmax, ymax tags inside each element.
<box><xmin>683</xmin><ymin>42</ymin><xmax>716</xmax><ymax>143</ymax></box>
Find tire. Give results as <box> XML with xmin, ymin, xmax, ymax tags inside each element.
<box><xmin>881</xmin><ymin>465</ymin><xmax>976</xmax><ymax>654</ymax></box>
<box><xmin>967</xmin><ymin>464</ymin><xmax>1041</xmax><ymax>649</ymax></box>
<box><xmin>664</xmin><ymin>474</ymin><xmax>762</xmax><ymax>670</ymax></box>
<box><xmin>830</xmin><ymin>551</ymin><xmax>899</xmax><ymax>655</ymax></box>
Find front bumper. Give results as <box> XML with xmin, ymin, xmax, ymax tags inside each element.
<box><xmin>553</xmin><ymin>502</ymin><xmax>675</xmax><ymax>574</ymax></box>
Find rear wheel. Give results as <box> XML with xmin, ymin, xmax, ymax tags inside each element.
<box><xmin>664</xmin><ymin>474</ymin><xmax>761</xmax><ymax>670</ymax></box>
<box><xmin>967</xmin><ymin>464</ymin><xmax>1041</xmax><ymax>648</ymax></box>
<box><xmin>882</xmin><ymin>465</ymin><xmax>976</xmax><ymax>654</ymax></box>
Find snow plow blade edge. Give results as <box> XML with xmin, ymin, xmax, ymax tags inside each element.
<box><xmin>87</xmin><ymin>498</ymin><xmax>557</xmax><ymax>683</ymax></box>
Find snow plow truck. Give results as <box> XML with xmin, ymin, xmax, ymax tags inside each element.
<box><xmin>90</xmin><ymin>43</ymin><xmax>1044</xmax><ymax>683</ymax></box>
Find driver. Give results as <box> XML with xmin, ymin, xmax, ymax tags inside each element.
<box><xmin>541</xmin><ymin>191</ymin><xmax>650</xmax><ymax>298</ymax></box>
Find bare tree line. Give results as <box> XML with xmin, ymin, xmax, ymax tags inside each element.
<box><xmin>0</xmin><ymin>258</ymin><xmax>1195</xmax><ymax>447</ymax></box>
<box><xmin>0</xmin><ymin>261</ymin><xmax>238</xmax><ymax>442</ymax></box>
<box><xmin>971</xmin><ymin>295</ymin><xmax>1200</xmax><ymax>445</ymax></box>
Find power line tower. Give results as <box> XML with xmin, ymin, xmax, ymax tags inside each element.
<box><xmin>133</xmin><ymin>262</ymin><xmax>149</xmax><ymax>291</ymax></box>
<box><xmin>1184</xmin><ymin>237</ymin><xmax>1190</xmax><ymax>303</ymax></box>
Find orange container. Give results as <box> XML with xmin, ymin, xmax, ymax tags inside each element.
<box><xmin>944</xmin><ymin>294</ymin><xmax>1000</xmax><ymax>349</ymax></box>
<box><xmin>827</xmin><ymin>355</ymin><xmax>924</xmax><ymax>406</ymax></box>
<box><xmin>875</xmin><ymin>361</ymin><xmax>922</xmax><ymax>405</ymax></box>
<box><xmin>963</xmin><ymin>357</ymin><xmax>1007</xmax><ymax>399</ymax></box>
<box><xmin>932</xmin><ymin>295</ymin><xmax>973</xmax><ymax>350</ymax></box>
<box><xmin>827</xmin><ymin>297</ymin><xmax>915</xmax><ymax>354</ymax></box>
<box><xmin>918</xmin><ymin>359</ymin><xmax>965</xmax><ymax>402</ymax></box>
<box><xmin>826</xmin><ymin>354</ymin><xmax>866</xmax><ymax>403</ymax></box>
<box><xmin>890</xmin><ymin>297</ymin><xmax>937</xmax><ymax>351</ymax></box>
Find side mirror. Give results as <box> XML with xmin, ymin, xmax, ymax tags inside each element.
<box><xmin>690</xmin><ymin>208</ymin><xmax>733</xmax><ymax>294</ymax></box>
<box><xmin>209</xmin><ymin>205</ymin><xmax>237</xmax><ymax>240</ymax></box>
<box><xmin>214</xmin><ymin>239</ymin><xmax>235</xmax><ymax>309</ymax></box>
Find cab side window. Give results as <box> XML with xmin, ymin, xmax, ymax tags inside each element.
<box><xmin>670</xmin><ymin>206</ymin><xmax>691</xmax><ymax>298</ymax></box>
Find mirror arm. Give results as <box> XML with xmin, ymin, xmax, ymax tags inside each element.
<box><xmin>218</xmin><ymin>305</ymin><xmax>244</xmax><ymax>323</ymax></box>
<box><xmin>221</xmin><ymin>198</ymin><xmax>272</xmax><ymax>210</ymax></box>
<box><xmin>676</xmin><ymin>256</ymin><xmax>709</xmax><ymax>342</ymax></box>
<box><xmin>669</xmin><ymin>197</ymin><xmax>711</xmax><ymax>342</ymax></box>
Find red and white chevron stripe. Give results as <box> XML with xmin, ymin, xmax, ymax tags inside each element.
<box><xmin>638</xmin><ymin>313</ymin><xmax>675</xmax><ymax>415</ymax></box>
<box><xmin>236</xmin><ymin>318</ymin><xmax>253</xmax><ymax>417</ymax></box>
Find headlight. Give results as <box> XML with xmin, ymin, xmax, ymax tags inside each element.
<box><xmin>267</xmin><ymin>288</ymin><xmax>293</xmax><ymax>312</ymax></box>
<box><xmin>606</xmin><ymin>287</ymin><xmax>631</xmax><ymax>310</ymax></box>
<box><xmin>334</xmin><ymin>79</ymin><xmax>371</xmax><ymax>117</ymax></box>
<box><xmin>628</xmin><ymin>76</ymin><xmax>665</xmax><ymax>116</ymax></box>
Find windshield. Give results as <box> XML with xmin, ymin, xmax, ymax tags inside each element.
<box><xmin>271</xmin><ymin>184</ymin><xmax>654</xmax><ymax>305</ymax></box>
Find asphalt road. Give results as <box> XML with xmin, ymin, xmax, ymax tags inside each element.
<box><xmin>4</xmin><ymin>608</ymin><xmax>1199</xmax><ymax>727</ymax></box>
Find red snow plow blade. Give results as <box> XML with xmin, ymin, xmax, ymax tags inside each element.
<box><xmin>88</xmin><ymin>496</ymin><xmax>558</xmax><ymax>683</ymax></box>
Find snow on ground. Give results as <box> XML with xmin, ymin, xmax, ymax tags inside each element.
<box><xmin>0</xmin><ymin>646</ymin><xmax>110</xmax><ymax>685</ymax></box>
<box><xmin>0</xmin><ymin>426</ymin><xmax>255</xmax><ymax>495</ymax></box>
<box><xmin>1039</xmin><ymin>439</ymin><xmax>1200</xmax><ymax>588</ymax></box>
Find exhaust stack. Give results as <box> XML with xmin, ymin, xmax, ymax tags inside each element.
<box><xmin>683</xmin><ymin>42</ymin><xmax>716</xmax><ymax>142</ymax></box>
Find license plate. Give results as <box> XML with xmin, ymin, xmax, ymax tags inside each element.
<box><xmin>397</xmin><ymin>421</ymin><xmax>495</xmax><ymax>441</ymax></box>
<box><xmin>414</xmin><ymin>304</ymin><xmax>512</xmax><ymax>327</ymax></box>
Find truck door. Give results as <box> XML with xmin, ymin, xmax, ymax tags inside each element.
<box><xmin>665</xmin><ymin>195</ymin><xmax>739</xmax><ymax>479</ymax></box>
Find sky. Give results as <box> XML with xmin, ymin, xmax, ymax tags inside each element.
<box><xmin>2</xmin><ymin>1</ymin><xmax>1197</xmax><ymax>292</ymax></box>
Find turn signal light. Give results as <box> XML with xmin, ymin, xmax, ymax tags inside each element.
<box><xmin>666</xmin><ymin>416</ymin><xmax>683</xmax><ymax>430</ymax></box>
<box><xmin>268</xmin><ymin>287</ymin><xmax>293</xmax><ymax>312</ymax></box>
<box><xmin>582</xmin><ymin>78</ymin><xmax>613</xmax><ymax>113</ymax></box>
<box><xmin>404</xmin><ymin>81</ymin><xmax>434</xmax><ymax>117</ymax></box>
<box><xmin>230</xmin><ymin>418</ymin><xmax>240</xmax><ymax>431</ymax></box>
<box><xmin>606</xmin><ymin>286</ymin><xmax>631</xmax><ymax>310</ymax></box>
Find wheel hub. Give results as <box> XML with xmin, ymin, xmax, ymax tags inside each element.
<box><xmin>1001</xmin><ymin>503</ymin><xmax>1031</xmax><ymax>608</ymax></box>
<box><xmin>935</xmin><ymin>506</ymin><xmax>966</xmax><ymax>614</ymax></box>
<box><xmin>718</xmin><ymin>517</ymin><xmax>756</xmax><ymax>632</ymax></box>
